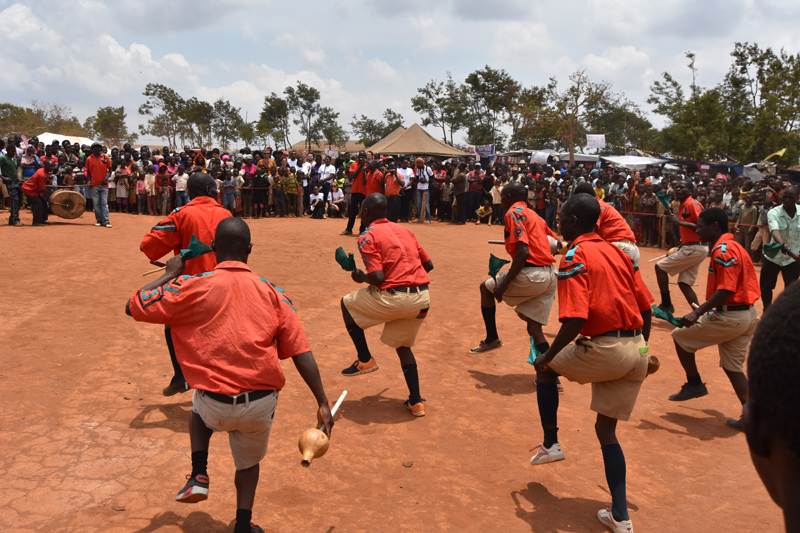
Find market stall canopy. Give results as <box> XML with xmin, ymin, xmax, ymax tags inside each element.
<box><xmin>371</xmin><ymin>124</ymin><xmax>471</xmax><ymax>157</ymax></box>
<box><xmin>35</xmin><ymin>132</ymin><xmax>99</xmax><ymax>147</ymax></box>
<box><xmin>559</xmin><ymin>152</ymin><xmax>599</xmax><ymax>163</ymax></box>
<box><xmin>601</xmin><ymin>155</ymin><xmax>669</xmax><ymax>168</ymax></box>
<box><xmin>529</xmin><ymin>149</ymin><xmax>560</xmax><ymax>164</ymax></box>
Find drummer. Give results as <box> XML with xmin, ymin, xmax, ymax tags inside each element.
<box><xmin>22</xmin><ymin>161</ymin><xmax>54</xmax><ymax>226</ymax></box>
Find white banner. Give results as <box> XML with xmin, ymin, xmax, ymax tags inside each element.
<box><xmin>586</xmin><ymin>134</ymin><xmax>606</xmax><ymax>149</ymax></box>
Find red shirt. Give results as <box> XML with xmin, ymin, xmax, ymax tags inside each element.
<box><xmin>140</xmin><ymin>196</ymin><xmax>232</xmax><ymax>276</ymax></box>
<box><xmin>504</xmin><ymin>201</ymin><xmax>556</xmax><ymax>266</ymax></box>
<box><xmin>468</xmin><ymin>171</ymin><xmax>483</xmax><ymax>192</ymax></box>
<box><xmin>707</xmin><ymin>233</ymin><xmax>760</xmax><ymax>305</ymax></box>
<box><xmin>366</xmin><ymin>170</ymin><xmax>384</xmax><ymax>196</ymax></box>
<box><xmin>349</xmin><ymin>161</ymin><xmax>368</xmax><ymax>195</ymax></box>
<box><xmin>22</xmin><ymin>168</ymin><xmax>47</xmax><ymax>195</ymax></box>
<box><xmin>557</xmin><ymin>232</ymin><xmax>653</xmax><ymax>337</ymax></box>
<box><xmin>358</xmin><ymin>218</ymin><xmax>431</xmax><ymax>289</ymax></box>
<box><xmin>85</xmin><ymin>153</ymin><xmax>112</xmax><ymax>188</ymax></box>
<box><xmin>597</xmin><ymin>199</ymin><xmax>636</xmax><ymax>243</ymax></box>
<box><xmin>384</xmin><ymin>172</ymin><xmax>403</xmax><ymax>196</ymax></box>
<box><xmin>678</xmin><ymin>196</ymin><xmax>704</xmax><ymax>243</ymax></box>
<box><xmin>129</xmin><ymin>262</ymin><xmax>310</xmax><ymax>395</ymax></box>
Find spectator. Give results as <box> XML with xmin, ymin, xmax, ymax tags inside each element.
<box><xmin>22</xmin><ymin>161</ymin><xmax>53</xmax><ymax>226</ymax></box>
<box><xmin>85</xmin><ymin>142</ymin><xmax>113</xmax><ymax>227</ymax></box>
<box><xmin>452</xmin><ymin>162</ymin><xmax>468</xmax><ymax>225</ymax></box>
<box><xmin>174</xmin><ymin>165</ymin><xmax>190</xmax><ymax>207</ymax></box>
<box><xmin>761</xmin><ymin>186</ymin><xmax>800</xmax><ymax>310</ymax></box>
<box><xmin>735</xmin><ymin>193</ymin><xmax>758</xmax><ymax>257</ymax></box>
<box><xmin>327</xmin><ymin>181</ymin><xmax>345</xmax><ymax>218</ymax></box>
<box><xmin>0</xmin><ymin>142</ymin><xmax>22</xmax><ymax>226</ymax></box>
<box><xmin>309</xmin><ymin>185</ymin><xmax>325</xmax><ymax>219</ymax></box>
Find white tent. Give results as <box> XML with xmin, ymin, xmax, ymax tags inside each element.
<box><xmin>559</xmin><ymin>152</ymin><xmax>599</xmax><ymax>163</ymax></box>
<box><xmin>601</xmin><ymin>155</ymin><xmax>669</xmax><ymax>168</ymax></box>
<box><xmin>35</xmin><ymin>132</ymin><xmax>98</xmax><ymax>147</ymax></box>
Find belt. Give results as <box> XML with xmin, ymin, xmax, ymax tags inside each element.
<box><xmin>525</xmin><ymin>262</ymin><xmax>549</xmax><ymax>268</ymax></box>
<box><xmin>202</xmin><ymin>389</ymin><xmax>275</xmax><ymax>405</ymax></box>
<box><xmin>682</xmin><ymin>242</ymin><xmax>702</xmax><ymax>246</ymax></box>
<box><xmin>596</xmin><ymin>328</ymin><xmax>642</xmax><ymax>338</ymax></box>
<box><xmin>715</xmin><ymin>304</ymin><xmax>752</xmax><ymax>312</ymax></box>
<box><xmin>385</xmin><ymin>284</ymin><xmax>428</xmax><ymax>294</ymax></box>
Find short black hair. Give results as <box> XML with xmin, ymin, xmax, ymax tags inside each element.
<box><xmin>573</xmin><ymin>181</ymin><xmax>595</xmax><ymax>196</ymax></box>
<box><xmin>698</xmin><ymin>207</ymin><xmax>729</xmax><ymax>233</ymax></box>
<box><xmin>749</xmin><ymin>281</ymin><xmax>800</xmax><ymax>457</ymax></box>
<box><xmin>562</xmin><ymin>193</ymin><xmax>600</xmax><ymax>230</ymax></box>
<box><xmin>214</xmin><ymin>217</ymin><xmax>251</xmax><ymax>256</ymax></box>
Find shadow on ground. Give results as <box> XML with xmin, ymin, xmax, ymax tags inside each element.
<box><xmin>636</xmin><ymin>407</ymin><xmax>740</xmax><ymax>441</ymax></box>
<box><xmin>129</xmin><ymin>401</ymin><xmax>192</xmax><ymax>433</ymax></box>
<box><xmin>468</xmin><ymin>370</ymin><xmax>536</xmax><ymax>396</ymax></box>
<box><xmin>337</xmin><ymin>388</ymin><xmax>418</xmax><ymax>425</ymax></box>
<box><xmin>131</xmin><ymin>511</ymin><xmax>232</xmax><ymax>533</ymax></box>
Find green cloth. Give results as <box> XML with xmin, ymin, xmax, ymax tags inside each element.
<box><xmin>335</xmin><ymin>246</ymin><xmax>357</xmax><ymax>271</ymax></box>
<box><xmin>489</xmin><ymin>254</ymin><xmax>510</xmax><ymax>281</ymax></box>
<box><xmin>652</xmin><ymin>304</ymin><xmax>683</xmax><ymax>328</ymax></box>
<box><xmin>656</xmin><ymin>190</ymin><xmax>672</xmax><ymax>211</ymax></box>
<box><xmin>527</xmin><ymin>337</ymin><xmax>540</xmax><ymax>366</ymax></box>
<box><xmin>180</xmin><ymin>234</ymin><xmax>213</xmax><ymax>260</ymax></box>
<box><xmin>763</xmin><ymin>243</ymin><xmax>784</xmax><ymax>259</ymax></box>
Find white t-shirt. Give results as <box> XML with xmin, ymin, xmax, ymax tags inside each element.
<box><xmin>398</xmin><ymin>167</ymin><xmax>414</xmax><ymax>190</ymax></box>
<box><xmin>288</xmin><ymin>158</ymin><xmax>298</xmax><ymax>169</ymax></box>
<box><xmin>301</xmin><ymin>162</ymin><xmax>312</xmax><ymax>186</ymax></box>
<box><xmin>328</xmin><ymin>189</ymin><xmax>344</xmax><ymax>202</ymax></box>
<box><xmin>173</xmin><ymin>174</ymin><xmax>188</xmax><ymax>191</ymax></box>
<box><xmin>319</xmin><ymin>164</ymin><xmax>336</xmax><ymax>183</ymax></box>
<box><xmin>414</xmin><ymin>166</ymin><xmax>433</xmax><ymax>191</ymax></box>
<box><xmin>310</xmin><ymin>192</ymin><xmax>324</xmax><ymax>204</ymax></box>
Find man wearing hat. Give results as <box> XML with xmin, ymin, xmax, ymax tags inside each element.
<box><xmin>86</xmin><ymin>142</ymin><xmax>113</xmax><ymax>227</ymax></box>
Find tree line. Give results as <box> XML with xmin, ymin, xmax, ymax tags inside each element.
<box><xmin>1</xmin><ymin>41</ymin><xmax>797</xmax><ymax>165</ymax></box>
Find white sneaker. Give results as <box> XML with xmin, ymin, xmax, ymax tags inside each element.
<box><xmin>105</xmin><ymin>223</ymin><xmax>112</xmax><ymax>228</ymax></box>
<box><xmin>529</xmin><ymin>442</ymin><xmax>565</xmax><ymax>465</ymax></box>
<box><xmin>597</xmin><ymin>509</ymin><xmax>633</xmax><ymax>532</ymax></box>
<box><xmin>95</xmin><ymin>223</ymin><xmax>101</xmax><ymax>226</ymax></box>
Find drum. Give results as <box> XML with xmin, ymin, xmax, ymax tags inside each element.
<box><xmin>50</xmin><ymin>189</ymin><xmax>86</xmax><ymax>219</ymax></box>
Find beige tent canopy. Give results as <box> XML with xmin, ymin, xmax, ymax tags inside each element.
<box><xmin>370</xmin><ymin>123</ymin><xmax>471</xmax><ymax>157</ymax></box>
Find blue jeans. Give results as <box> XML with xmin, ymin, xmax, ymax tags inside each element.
<box><xmin>175</xmin><ymin>190</ymin><xmax>190</xmax><ymax>207</ymax></box>
<box><xmin>91</xmin><ymin>186</ymin><xmax>109</xmax><ymax>225</ymax></box>
<box><xmin>416</xmin><ymin>188</ymin><xmax>430</xmax><ymax>221</ymax></box>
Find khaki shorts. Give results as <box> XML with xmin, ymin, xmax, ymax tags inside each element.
<box><xmin>612</xmin><ymin>239</ymin><xmax>640</xmax><ymax>264</ymax></box>
<box><xmin>671</xmin><ymin>307</ymin><xmax>759</xmax><ymax>372</ymax></box>
<box><xmin>656</xmin><ymin>244</ymin><xmax>708</xmax><ymax>285</ymax></box>
<box><xmin>343</xmin><ymin>286</ymin><xmax>430</xmax><ymax>348</ymax></box>
<box><xmin>483</xmin><ymin>264</ymin><xmax>557</xmax><ymax>325</ymax></box>
<box><xmin>547</xmin><ymin>335</ymin><xmax>648</xmax><ymax>421</ymax></box>
<box><xmin>192</xmin><ymin>390</ymin><xmax>278</xmax><ymax>470</ymax></box>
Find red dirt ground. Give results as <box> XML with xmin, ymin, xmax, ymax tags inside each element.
<box><xmin>0</xmin><ymin>207</ymin><xmax>783</xmax><ymax>533</ymax></box>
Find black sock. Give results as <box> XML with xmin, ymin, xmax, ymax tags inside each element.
<box><xmin>602</xmin><ymin>443</ymin><xmax>629</xmax><ymax>522</ymax></box>
<box><xmin>536</xmin><ymin>382</ymin><xmax>559</xmax><ymax>448</ymax></box>
<box><xmin>660</xmin><ymin>292</ymin><xmax>672</xmax><ymax>307</ymax></box>
<box><xmin>687</xmin><ymin>374</ymin><xmax>702</xmax><ymax>386</ymax></box>
<box><xmin>402</xmin><ymin>363</ymin><xmax>422</xmax><ymax>404</ymax></box>
<box><xmin>191</xmin><ymin>450</ymin><xmax>208</xmax><ymax>477</ymax></box>
<box><xmin>234</xmin><ymin>509</ymin><xmax>252</xmax><ymax>533</ymax></box>
<box><xmin>346</xmin><ymin>323</ymin><xmax>371</xmax><ymax>363</ymax></box>
<box><xmin>481</xmin><ymin>306</ymin><xmax>498</xmax><ymax>343</ymax></box>
<box><xmin>535</xmin><ymin>341</ymin><xmax>550</xmax><ymax>355</ymax></box>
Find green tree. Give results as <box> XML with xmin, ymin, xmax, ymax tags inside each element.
<box><xmin>83</xmin><ymin>106</ymin><xmax>138</xmax><ymax>147</ymax></box>
<box><xmin>462</xmin><ymin>66</ymin><xmax>520</xmax><ymax>150</ymax></box>
<box><xmin>585</xmin><ymin>100</ymin><xmax>659</xmax><ymax>155</ymax></box>
<box><xmin>238</xmin><ymin>120</ymin><xmax>257</xmax><ymax>148</ymax></box>
<box><xmin>138</xmin><ymin>84</ymin><xmax>185</xmax><ymax>148</ymax></box>
<box><xmin>182</xmin><ymin>97</ymin><xmax>214</xmax><ymax>148</ymax></box>
<box><xmin>316</xmin><ymin>107</ymin><xmax>348</xmax><ymax>149</ymax></box>
<box><xmin>259</xmin><ymin>93</ymin><xmax>291</xmax><ymax>149</ymax></box>
<box><xmin>211</xmin><ymin>98</ymin><xmax>243</xmax><ymax>149</ymax></box>
<box><xmin>350</xmin><ymin>115</ymin><xmax>385</xmax><ymax>147</ymax></box>
<box><xmin>382</xmin><ymin>108</ymin><xmax>404</xmax><ymax>134</ymax></box>
<box><xmin>285</xmin><ymin>81</ymin><xmax>322</xmax><ymax>153</ymax></box>
<box><xmin>411</xmin><ymin>73</ymin><xmax>467</xmax><ymax>145</ymax></box>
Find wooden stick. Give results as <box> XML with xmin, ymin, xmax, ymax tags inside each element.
<box><xmin>649</xmin><ymin>254</ymin><xmax>667</xmax><ymax>262</ymax></box>
<box><xmin>320</xmin><ymin>390</ymin><xmax>348</xmax><ymax>431</ymax></box>
<box><xmin>142</xmin><ymin>265</ymin><xmax>166</xmax><ymax>277</ymax></box>
<box><xmin>489</xmin><ymin>240</ymin><xmax>504</xmax><ymax>245</ymax></box>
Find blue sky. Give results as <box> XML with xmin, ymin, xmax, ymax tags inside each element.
<box><xmin>2</xmin><ymin>0</ymin><xmax>799</xmax><ymax>147</ymax></box>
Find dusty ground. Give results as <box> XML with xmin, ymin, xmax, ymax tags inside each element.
<box><xmin>0</xmin><ymin>207</ymin><xmax>783</xmax><ymax>533</ymax></box>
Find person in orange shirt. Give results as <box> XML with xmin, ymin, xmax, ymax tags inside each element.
<box><xmin>340</xmin><ymin>194</ymin><xmax>434</xmax><ymax>416</ymax></box>
<box><xmin>365</xmin><ymin>160</ymin><xmax>384</xmax><ymax>197</ymax></box>
<box><xmin>22</xmin><ymin>162</ymin><xmax>54</xmax><ymax>226</ymax></box>
<box><xmin>668</xmin><ymin>208</ymin><xmax>760</xmax><ymax>431</ymax></box>
<box><xmin>471</xmin><ymin>182</ymin><xmax>558</xmax><ymax>357</ymax></box>
<box><xmin>85</xmin><ymin>142</ymin><xmax>113</xmax><ymax>227</ymax></box>
<box><xmin>140</xmin><ymin>173</ymin><xmax>232</xmax><ymax>397</ymax></box>
<box><xmin>654</xmin><ymin>180</ymin><xmax>707</xmax><ymax>312</ymax></box>
<box><xmin>341</xmin><ymin>150</ymin><xmax>369</xmax><ymax>235</ymax></box>
<box><xmin>127</xmin><ymin>218</ymin><xmax>333</xmax><ymax>533</ymax></box>
<box><xmin>530</xmin><ymin>193</ymin><xmax>654</xmax><ymax>533</ymax></box>
<box><xmin>382</xmin><ymin>159</ymin><xmax>405</xmax><ymax>222</ymax></box>
<box><xmin>573</xmin><ymin>181</ymin><xmax>639</xmax><ymax>263</ymax></box>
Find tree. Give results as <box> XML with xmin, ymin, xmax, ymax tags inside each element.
<box><xmin>584</xmin><ymin>99</ymin><xmax>659</xmax><ymax>155</ymax></box>
<box><xmin>138</xmin><ymin>84</ymin><xmax>185</xmax><ymax>148</ymax></box>
<box><xmin>546</xmin><ymin>70</ymin><xmax>617</xmax><ymax>164</ymax></box>
<box><xmin>350</xmin><ymin>115</ymin><xmax>385</xmax><ymax>147</ymax></box>
<box><xmin>382</xmin><ymin>109</ymin><xmax>404</xmax><ymax>133</ymax></box>
<box><xmin>259</xmin><ymin>93</ymin><xmax>291</xmax><ymax>149</ymax></box>
<box><xmin>83</xmin><ymin>106</ymin><xmax>138</xmax><ymax>147</ymax></box>
<box><xmin>238</xmin><ymin>120</ymin><xmax>257</xmax><ymax>148</ymax></box>
<box><xmin>285</xmin><ymin>81</ymin><xmax>322</xmax><ymax>153</ymax></box>
<box><xmin>211</xmin><ymin>98</ymin><xmax>243</xmax><ymax>149</ymax></box>
<box><xmin>316</xmin><ymin>107</ymin><xmax>348</xmax><ymax>149</ymax></box>
<box><xmin>411</xmin><ymin>73</ymin><xmax>467</xmax><ymax>145</ymax></box>
<box><xmin>182</xmin><ymin>97</ymin><xmax>214</xmax><ymax>148</ymax></box>
<box><xmin>462</xmin><ymin>66</ymin><xmax>520</xmax><ymax>150</ymax></box>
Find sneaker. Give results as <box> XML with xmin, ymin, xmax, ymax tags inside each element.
<box><xmin>105</xmin><ymin>223</ymin><xmax>112</xmax><ymax>228</ymax></box>
<box><xmin>340</xmin><ymin>230</ymin><xmax>353</xmax><ymax>236</ymax></box>
<box><xmin>175</xmin><ymin>473</ymin><xmax>209</xmax><ymax>503</ymax></box>
<box><xmin>404</xmin><ymin>399</ymin><xmax>425</xmax><ymax>417</ymax></box>
<box><xmin>726</xmin><ymin>417</ymin><xmax>743</xmax><ymax>431</ymax></box>
<box><xmin>249</xmin><ymin>524</ymin><xmax>265</xmax><ymax>533</ymax></box>
<box><xmin>657</xmin><ymin>303</ymin><xmax>674</xmax><ymax>314</ymax></box>
<box><xmin>32</xmin><ymin>222</ymin><xmax>45</xmax><ymax>226</ymax></box>
<box><xmin>529</xmin><ymin>442</ymin><xmax>565</xmax><ymax>465</ymax></box>
<box><xmin>597</xmin><ymin>508</ymin><xmax>633</xmax><ymax>532</ymax></box>
<box><xmin>668</xmin><ymin>382</ymin><xmax>708</xmax><ymax>401</ymax></box>
<box><xmin>469</xmin><ymin>339</ymin><xmax>503</xmax><ymax>353</ymax></box>
<box><xmin>341</xmin><ymin>357</ymin><xmax>379</xmax><ymax>376</ymax></box>
<box><xmin>162</xmin><ymin>381</ymin><xmax>190</xmax><ymax>397</ymax></box>
<box><xmin>95</xmin><ymin>222</ymin><xmax>102</xmax><ymax>226</ymax></box>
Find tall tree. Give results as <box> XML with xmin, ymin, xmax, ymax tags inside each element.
<box><xmin>1</xmin><ymin>102</ymin><xmax>85</xmax><ymax>138</ymax></box>
<box><xmin>382</xmin><ymin>108</ymin><xmax>404</xmax><ymax>134</ymax></box>
<box><xmin>259</xmin><ymin>93</ymin><xmax>291</xmax><ymax>149</ymax></box>
<box><xmin>138</xmin><ymin>84</ymin><xmax>185</xmax><ymax>148</ymax></box>
<box><xmin>83</xmin><ymin>106</ymin><xmax>138</xmax><ymax>147</ymax></box>
<box><xmin>211</xmin><ymin>98</ymin><xmax>243</xmax><ymax>149</ymax></box>
<box><xmin>411</xmin><ymin>73</ymin><xmax>467</xmax><ymax>145</ymax></box>
<box><xmin>350</xmin><ymin>115</ymin><xmax>385</xmax><ymax>147</ymax></box>
<box><xmin>182</xmin><ymin>97</ymin><xmax>214</xmax><ymax>148</ymax></box>
<box><xmin>316</xmin><ymin>107</ymin><xmax>348</xmax><ymax>149</ymax></box>
<box><xmin>462</xmin><ymin>66</ymin><xmax>520</xmax><ymax>150</ymax></box>
<box><xmin>285</xmin><ymin>81</ymin><xmax>322</xmax><ymax>152</ymax></box>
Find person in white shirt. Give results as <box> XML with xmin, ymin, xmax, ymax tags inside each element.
<box><xmin>327</xmin><ymin>181</ymin><xmax>345</xmax><ymax>218</ymax></box>
<box><xmin>318</xmin><ymin>155</ymin><xmax>337</xmax><ymax>199</ymax></box>
<box><xmin>287</xmin><ymin>150</ymin><xmax>299</xmax><ymax>169</ymax></box>
<box><xmin>414</xmin><ymin>158</ymin><xmax>434</xmax><ymax>224</ymax></box>
<box><xmin>309</xmin><ymin>185</ymin><xmax>325</xmax><ymax>219</ymax></box>
<box><xmin>397</xmin><ymin>159</ymin><xmax>415</xmax><ymax>223</ymax></box>
<box><xmin>173</xmin><ymin>165</ymin><xmax>190</xmax><ymax>207</ymax></box>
